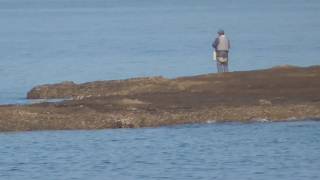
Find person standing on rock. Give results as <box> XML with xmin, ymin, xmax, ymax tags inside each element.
<box><xmin>212</xmin><ymin>29</ymin><xmax>231</xmax><ymax>73</ymax></box>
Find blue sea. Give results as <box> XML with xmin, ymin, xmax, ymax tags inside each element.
<box><xmin>1</xmin><ymin>1</ymin><xmax>320</xmax><ymax>179</ymax></box>
<box><xmin>0</xmin><ymin>0</ymin><xmax>320</xmax><ymax>104</ymax></box>
<box><xmin>1</xmin><ymin>121</ymin><xmax>320</xmax><ymax>180</ymax></box>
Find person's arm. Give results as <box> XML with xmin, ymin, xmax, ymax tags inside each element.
<box><xmin>212</xmin><ymin>38</ymin><xmax>219</xmax><ymax>50</ymax></box>
<box><xmin>228</xmin><ymin>39</ymin><xmax>231</xmax><ymax>49</ymax></box>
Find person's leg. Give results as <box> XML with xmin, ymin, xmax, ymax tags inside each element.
<box><xmin>218</xmin><ymin>61</ymin><xmax>223</xmax><ymax>73</ymax></box>
<box><xmin>216</xmin><ymin>61</ymin><xmax>221</xmax><ymax>73</ymax></box>
<box><xmin>222</xmin><ymin>52</ymin><xmax>229</xmax><ymax>72</ymax></box>
<box><xmin>224</xmin><ymin>61</ymin><xmax>229</xmax><ymax>72</ymax></box>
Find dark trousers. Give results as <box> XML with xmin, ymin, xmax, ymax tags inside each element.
<box><xmin>216</xmin><ymin>50</ymin><xmax>229</xmax><ymax>73</ymax></box>
<box><xmin>216</xmin><ymin>61</ymin><xmax>228</xmax><ymax>73</ymax></box>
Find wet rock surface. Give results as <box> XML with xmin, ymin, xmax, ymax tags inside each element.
<box><xmin>1</xmin><ymin>66</ymin><xmax>320</xmax><ymax>132</ymax></box>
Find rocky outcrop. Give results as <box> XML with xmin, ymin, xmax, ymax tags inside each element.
<box><xmin>27</xmin><ymin>77</ymin><xmax>175</xmax><ymax>99</ymax></box>
<box><xmin>1</xmin><ymin>65</ymin><xmax>320</xmax><ymax>132</ymax></box>
<box><xmin>27</xmin><ymin>81</ymin><xmax>77</xmax><ymax>99</ymax></box>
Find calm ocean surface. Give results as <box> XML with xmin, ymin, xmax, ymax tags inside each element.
<box><xmin>1</xmin><ymin>121</ymin><xmax>320</xmax><ymax>180</ymax></box>
<box><xmin>0</xmin><ymin>0</ymin><xmax>320</xmax><ymax>104</ymax></box>
<box><xmin>1</xmin><ymin>1</ymin><xmax>320</xmax><ymax>179</ymax></box>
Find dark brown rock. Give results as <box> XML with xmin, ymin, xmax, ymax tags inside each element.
<box><xmin>1</xmin><ymin>65</ymin><xmax>320</xmax><ymax>132</ymax></box>
<box><xmin>27</xmin><ymin>81</ymin><xmax>77</xmax><ymax>99</ymax></box>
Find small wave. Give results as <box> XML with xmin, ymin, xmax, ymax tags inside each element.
<box><xmin>286</xmin><ymin>117</ymin><xmax>298</xmax><ymax>121</ymax></box>
<box><xmin>206</xmin><ymin>120</ymin><xmax>217</xmax><ymax>124</ymax></box>
<box><xmin>252</xmin><ymin>118</ymin><xmax>271</xmax><ymax>122</ymax></box>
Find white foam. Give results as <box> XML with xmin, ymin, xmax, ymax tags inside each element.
<box><xmin>206</xmin><ymin>120</ymin><xmax>217</xmax><ymax>124</ymax></box>
<box><xmin>253</xmin><ymin>118</ymin><xmax>271</xmax><ymax>122</ymax></box>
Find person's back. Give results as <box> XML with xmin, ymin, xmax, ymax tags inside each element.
<box><xmin>216</xmin><ymin>35</ymin><xmax>230</xmax><ymax>51</ymax></box>
<box><xmin>212</xmin><ymin>29</ymin><xmax>230</xmax><ymax>73</ymax></box>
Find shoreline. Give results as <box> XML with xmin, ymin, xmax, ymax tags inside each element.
<box><xmin>1</xmin><ymin>65</ymin><xmax>320</xmax><ymax>132</ymax></box>
<box><xmin>1</xmin><ymin>119</ymin><xmax>319</xmax><ymax>134</ymax></box>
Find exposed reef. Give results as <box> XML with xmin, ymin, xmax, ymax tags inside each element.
<box><xmin>1</xmin><ymin>65</ymin><xmax>320</xmax><ymax>132</ymax></box>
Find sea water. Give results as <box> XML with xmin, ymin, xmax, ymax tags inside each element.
<box><xmin>0</xmin><ymin>0</ymin><xmax>320</xmax><ymax>104</ymax></box>
<box><xmin>0</xmin><ymin>121</ymin><xmax>320</xmax><ymax>180</ymax></box>
<box><xmin>1</xmin><ymin>1</ymin><xmax>320</xmax><ymax>179</ymax></box>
